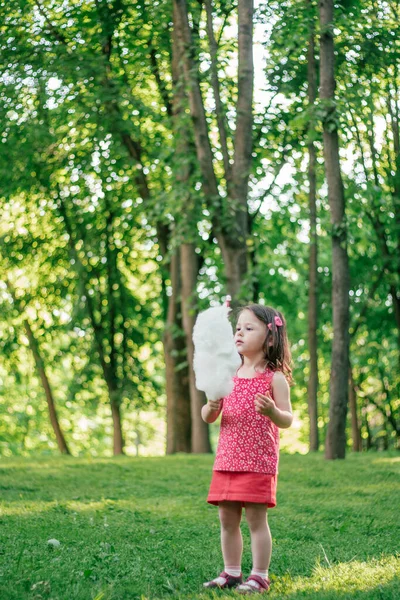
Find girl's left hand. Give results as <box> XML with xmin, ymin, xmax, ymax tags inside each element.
<box><xmin>255</xmin><ymin>392</ymin><xmax>276</xmax><ymax>417</ymax></box>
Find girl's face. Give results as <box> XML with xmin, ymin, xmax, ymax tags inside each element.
<box><xmin>234</xmin><ymin>309</ymin><xmax>267</xmax><ymax>357</ymax></box>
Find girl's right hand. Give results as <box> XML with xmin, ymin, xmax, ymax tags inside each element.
<box><xmin>208</xmin><ymin>398</ymin><xmax>222</xmax><ymax>412</ymax></box>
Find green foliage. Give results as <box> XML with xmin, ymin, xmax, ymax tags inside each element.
<box><xmin>0</xmin><ymin>0</ymin><xmax>399</xmax><ymax>455</ymax></box>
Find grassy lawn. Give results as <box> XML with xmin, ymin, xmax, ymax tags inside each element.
<box><xmin>0</xmin><ymin>451</ymin><xmax>399</xmax><ymax>599</ymax></box>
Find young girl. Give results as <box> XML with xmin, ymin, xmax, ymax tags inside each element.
<box><xmin>201</xmin><ymin>304</ymin><xmax>293</xmax><ymax>595</ymax></box>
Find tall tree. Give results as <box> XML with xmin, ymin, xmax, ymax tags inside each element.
<box><xmin>173</xmin><ymin>0</ymin><xmax>254</xmax><ymax>299</ymax></box>
<box><xmin>319</xmin><ymin>0</ymin><xmax>350</xmax><ymax>459</ymax></box>
<box><xmin>306</xmin><ymin>6</ymin><xmax>319</xmax><ymax>451</ymax></box>
<box><xmin>138</xmin><ymin>0</ymin><xmax>208</xmax><ymax>452</ymax></box>
<box><xmin>164</xmin><ymin>252</ymin><xmax>192</xmax><ymax>454</ymax></box>
<box><xmin>167</xmin><ymin>1</ymin><xmax>210</xmax><ymax>453</ymax></box>
<box><xmin>3</xmin><ymin>279</ymin><xmax>70</xmax><ymax>455</ymax></box>
<box><xmin>348</xmin><ymin>365</ymin><xmax>362</xmax><ymax>452</ymax></box>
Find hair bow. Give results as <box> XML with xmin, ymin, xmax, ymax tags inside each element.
<box><xmin>268</xmin><ymin>315</ymin><xmax>283</xmax><ymax>330</ymax></box>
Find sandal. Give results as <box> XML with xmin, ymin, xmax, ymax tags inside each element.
<box><xmin>203</xmin><ymin>571</ymin><xmax>243</xmax><ymax>589</ymax></box>
<box><xmin>237</xmin><ymin>575</ymin><xmax>270</xmax><ymax>594</ymax></box>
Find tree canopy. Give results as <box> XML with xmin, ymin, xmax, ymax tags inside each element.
<box><xmin>0</xmin><ymin>0</ymin><xmax>399</xmax><ymax>457</ymax></box>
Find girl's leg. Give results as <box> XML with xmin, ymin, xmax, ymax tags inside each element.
<box><xmin>203</xmin><ymin>501</ymin><xmax>243</xmax><ymax>588</ymax></box>
<box><xmin>244</xmin><ymin>503</ymin><xmax>272</xmax><ymax>572</ymax></box>
<box><xmin>218</xmin><ymin>501</ymin><xmax>243</xmax><ymax>568</ymax></box>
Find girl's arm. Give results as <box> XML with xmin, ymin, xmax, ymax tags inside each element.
<box><xmin>255</xmin><ymin>372</ymin><xmax>293</xmax><ymax>428</ymax></box>
<box><xmin>270</xmin><ymin>372</ymin><xmax>293</xmax><ymax>428</ymax></box>
<box><xmin>201</xmin><ymin>398</ymin><xmax>223</xmax><ymax>424</ymax></box>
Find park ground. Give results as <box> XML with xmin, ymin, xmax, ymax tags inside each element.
<box><xmin>0</xmin><ymin>451</ymin><xmax>399</xmax><ymax>600</ymax></box>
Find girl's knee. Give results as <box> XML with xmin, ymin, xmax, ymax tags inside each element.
<box><xmin>245</xmin><ymin>504</ymin><xmax>268</xmax><ymax>531</ymax></box>
<box><xmin>219</xmin><ymin>502</ymin><xmax>242</xmax><ymax>530</ymax></box>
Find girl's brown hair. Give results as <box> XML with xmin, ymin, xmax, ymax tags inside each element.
<box><xmin>238</xmin><ymin>304</ymin><xmax>293</xmax><ymax>385</ymax></box>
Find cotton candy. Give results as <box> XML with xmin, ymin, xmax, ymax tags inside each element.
<box><xmin>192</xmin><ymin>302</ymin><xmax>241</xmax><ymax>401</ymax></box>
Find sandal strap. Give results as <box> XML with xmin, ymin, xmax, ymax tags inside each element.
<box><xmin>245</xmin><ymin>575</ymin><xmax>270</xmax><ymax>590</ymax></box>
<box><xmin>204</xmin><ymin>571</ymin><xmax>242</xmax><ymax>588</ymax></box>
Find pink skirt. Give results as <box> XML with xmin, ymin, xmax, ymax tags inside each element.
<box><xmin>207</xmin><ymin>470</ymin><xmax>277</xmax><ymax>508</ymax></box>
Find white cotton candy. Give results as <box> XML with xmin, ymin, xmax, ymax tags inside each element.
<box><xmin>192</xmin><ymin>304</ymin><xmax>242</xmax><ymax>401</ymax></box>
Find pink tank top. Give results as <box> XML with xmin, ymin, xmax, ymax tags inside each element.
<box><xmin>213</xmin><ymin>370</ymin><xmax>280</xmax><ymax>475</ymax></box>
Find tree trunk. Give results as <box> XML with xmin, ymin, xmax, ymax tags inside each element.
<box><xmin>180</xmin><ymin>244</ymin><xmax>212</xmax><ymax>453</ymax></box>
<box><xmin>172</xmin><ymin>0</ymin><xmax>252</xmax><ymax>300</ymax></box>
<box><xmin>319</xmin><ymin>0</ymin><xmax>350</xmax><ymax>459</ymax></box>
<box><xmin>348</xmin><ymin>365</ymin><xmax>362</xmax><ymax>452</ymax></box>
<box><xmin>363</xmin><ymin>407</ymin><xmax>373</xmax><ymax>450</ymax></box>
<box><xmin>6</xmin><ymin>280</ymin><xmax>71</xmax><ymax>455</ymax></box>
<box><xmin>24</xmin><ymin>320</ymin><xmax>71</xmax><ymax>455</ymax></box>
<box><xmin>232</xmin><ymin>0</ymin><xmax>254</xmax><ymax>205</ymax></box>
<box><xmin>57</xmin><ymin>197</ymin><xmax>127</xmax><ymax>454</ymax></box>
<box><xmin>307</xmin><ymin>8</ymin><xmax>319</xmax><ymax>452</ymax></box>
<box><xmin>171</xmin><ymin>5</ymin><xmax>209</xmax><ymax>453</ymax></box>
<box><xmin>382</xmin><ymin>420</ymin><xmax>389</xmax><ymax>451</ymax></box>
<box><xmin>387</xmin><ymin>82</ymin><xmax>400</xmax><ymax>354</ymax></box>
<box><xmin>104</xmin><ymin>202</ymin><xmax>125</xmax><ymax>455</ymax></box>
<box><xmin>164</xmin><ymin>251</ymin><xmax>192</xmax><ymax>454</ymax></box>
<box><xmin>172</xmin><ymin>0</ymin><xmax>221</xmax><ymax>201</ymax></box>
<box><xmin>387</xmin><ymin>75</ymin><xmax>400</xmax><ymax>262</ymax></box>
<box><xmin>204</xmin><ymin>0</ymin><xmax>231</xmax><ymax>179</ymax></box>
<box><xmin>109</xmin><ymin>388</ymin><xmax>124</xmax><ymax>455</ymax></box>
<box><xmin>378</xmin><ymin>367</ymin><xmax>400</xmax><ymax>445</ymax></box>
<box><xmin>222</xmin><ymin>0</ymin><xmax>253</xmax><ymax>299</ymax></box>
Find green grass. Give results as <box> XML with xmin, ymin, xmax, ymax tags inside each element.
<box><xmin>0</xmin><ymin>452</ymin><xmax>399</xmax><ymax>599</ymax></box>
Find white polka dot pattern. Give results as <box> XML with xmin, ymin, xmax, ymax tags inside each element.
<box><xmin>213</xmin><ymin>370</ymin><xmax>280</xmax><ymax>474</ymax></box>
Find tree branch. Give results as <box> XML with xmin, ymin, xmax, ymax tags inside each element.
<box><xmin>34</xmin><ymin>0</ymin><xmax>69</xmax><ymax>45</ymax></box>
<box><xmin>350</xmin><ymin>270</ymin><xmax>385</xmax><ymax>338</ymax></box>
<box><xmin>249</xmin><ymin>157</ymin><xmax>287</xmax><ymax>226</ymax></box>
<box><xmin>232</xmin><ymin>0</ymin><xmax>254</xmax><ymax>201</ymax></box>
<box><xmin>148</xmin><ymin>44</ymin><xmax>173</xmax><ymax>117</ymax></box>
<box><xmin>204</xmin><ymin>0</ymin><xmax>232</xmax><ymax>181</ymax></box>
